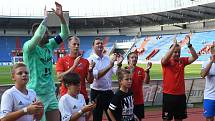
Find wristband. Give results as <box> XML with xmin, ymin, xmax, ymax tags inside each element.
<box><xmin>78</xmin><ymin>110</ymin><xmax>84</xmax><ymax>115</ymax></box>
<box><xmin>54</xmin><ymin>35</ymin><xmax>63</xmax><ymax>44</ymax></box>
<box><xmin>188</xmin><ymin>44</ymin><xmax>192</xmax><ymax>48</ymax></box>
<box><xmin>23</xmin><ymin>107</ymin><xmax>28</xmax><ymax>113</ymax></box>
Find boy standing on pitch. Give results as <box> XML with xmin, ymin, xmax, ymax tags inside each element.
<box><xmin>0</xmin><ymin>63</ymin><xmax>44</xmax><ymax>121</ymax></box>
<box><xmin>108</xmin><ymin>68</ymin><xmax>138</xmax><ymax>121</ymax></box>
<box><xmin>58</xmin><ymin>72</ymin><xmax>96</xmax><ymax>121</ymax></box>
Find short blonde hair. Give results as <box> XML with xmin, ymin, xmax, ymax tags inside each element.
<box><xmin>117</xmin><ymin>68</ymin><xmax>130</xmax><ymax>82</ymax></box>
<box><xmin>11</xmin><ymin>63</ymin><xmax>27</xmax><ymax>74</ymax></box>
<box><xmin>68</xmin><ymin>36</ymin><xmax>80</xmax><ymax>42</ymax></box>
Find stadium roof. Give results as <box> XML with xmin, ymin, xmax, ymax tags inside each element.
<box><xmin>70</xmin><ymin>2</ymin><xmax>215</xmax><ymax>29</ymax></box>
<box><xmin>1</xmin><ymin>2</ymin><xmax>215</xmax><ymax>30</ymax></box>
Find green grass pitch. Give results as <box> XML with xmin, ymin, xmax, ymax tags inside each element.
<box><xmin>0</xmin><ymin>64</ymin><xmax>202</xmax><ymax>85</ymax></box>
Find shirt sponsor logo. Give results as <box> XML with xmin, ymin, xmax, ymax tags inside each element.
<box><xmin>18</xmin><ymin>101</ymin><xmax>24</xmax><ymax>105</ymax></box>
<box><xmin>73</xmin><ymin>105</ymin><xmax>77</xmax><ymax>109</ymax></box>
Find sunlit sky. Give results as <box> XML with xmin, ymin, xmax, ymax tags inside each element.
<box><xmin>0</xmin><ymin>0</ymin><xmax>214</xmax><ymax>18</ymax></box>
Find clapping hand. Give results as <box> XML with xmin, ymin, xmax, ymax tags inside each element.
<box><xmin>185</xmin><ymin>35</ymin><xmax>191</xmax><ymax>45</ymax></box>
<box><xmin>146</xmin><ymin>62</ymin><xmax>152</xmax><ymax>70</ymax></box>
<box><xmin>73</xmin><ymin>56</ymin><xmax>81</xmax><ymax>67</ymax></box>
<box><xmin>44</xmin><ymin>5</ymin><xmax>47</xmax><ymax>18</ymax></box>
<box><xmin>210</xmin><ymin>45</ymin><xmax>215</xmax><ymax>62</ymax></box>
<box><xmin>89</xmin><ymin>60</ymin><xmax>95</xmax><ymax>72</ymax></box>
<box><xmin>82</xmin><ymin>101</ymin><xmax>96</xmax><ymax>113</ymax></box>
<box><xmin>116</xmin><ymin>53</ymin><xmax>124</xmax><ymax>65</ymax></box>
<box><xmin>110</xmin><ymin>53</ymin><xmax>118</xmax><ymax>64</ymax></box>
<box><xmin>210</xmin><ymin>54</ymin><xmax>215</xmax><ymax>63</ymax></box>
<box><xmin>33</xmin><ymin>101</ymin><xmax>44</xmax><ymax>121</ymax></box>
<box><xmin>173</xmin><ymin>35</ymin><xmax>177</xmax><ymax>44</ymax></box>
<box><xmin>51</xmin><ymin>2</ymin><xmax>63</xmax><ymax>18</ymax></box>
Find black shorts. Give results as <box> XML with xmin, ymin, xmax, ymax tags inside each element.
<box><xmin>162</xmin><ymin>93</ymin><xmax>187</xmax><ymax>120</ymax></box>
<box><xmin>134</xmin><ymin>104</ymin><xmax>145</xmax><ymax>119</ymax></box>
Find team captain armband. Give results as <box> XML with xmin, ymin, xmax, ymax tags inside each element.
<box><xmin>54</xmin><ymin>35</ymin><xmax>63</xmax><ymax>44</ymax></box>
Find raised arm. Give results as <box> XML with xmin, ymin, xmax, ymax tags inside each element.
<box><xmin>52</xmin><ymin>2</ymin><xmax>70</xmax><ymax>41</ymax></box>
<box><xmin>23</xmin><ymin>18</ymin><xmax>47</xmax><ymax>52</ymax></box>
<box><xmin>186</xmin><ymin>36</ymin><xmax>198</xmax><ymax>64</ymax></box>
<box><xmin>201</xmin><ymin>55</ymin><xmax>215</xmax><ymax>78</ymax></box>
<box><xmin>161</xmin><ymin>37</ymin><xmax>177</xmax><ymax>65</ymax></box>
<box><xmin>116</xmin><ymin>54</ymin><xmax>124</xmax><ymax>72</ymax></box>
<box><xmin>144</xmin><ymin>62</ymin><xmax>152</xmax><ymax>84</ymax></box>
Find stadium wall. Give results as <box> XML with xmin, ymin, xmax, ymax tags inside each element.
<box><xmin>0</xmin><ymin>78</ymin><xmax>205</xmax><ymax>106</ymax></box>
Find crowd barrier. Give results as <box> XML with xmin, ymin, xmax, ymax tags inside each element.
<box><xmin>0</xmin><ymin>78</ymin><xmax>205</xmax><ymax>106</ymax></box>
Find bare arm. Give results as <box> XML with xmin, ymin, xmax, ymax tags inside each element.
<box><xmin>1</xmin><ymin>104</ymin><xmax>43</xmax><ymax>121</ymax></box>
<box><xmin>107</xmin><ymin>109</ymin><xmax>116</xmax><ymax>121</ymax></box>
<box><xmin>97</xmin><ymin>53</ymin><xmax>123</xmax><ymax>79</ymax></box>
<box><xmin>200</xmin><ymin>56</ymin><xmax>215</xmax><ymax>78</ymax></box>
<box><xmin>97</xmin><ymin>54</ymin><xmax>118</xmax><ymax>79</ymax></box>
<box><xmin>144</xmin><ymin>72</ymin><xmax>150</xmax><ymax>84</ymax></box>
<box><xmin>57</xmin><ymin>66</ymin><xmax>76</xmax><ymax>81</ymax></box>
<box><xmin>86</xmin><ymin>60</ymin><xmax>95</xmax><ymax>84</ymax></box>
<box><xmin>69</xmin><ymin>103</ymin><xmax>96</xmax><ymax>121</ymax></box>
<box><xmin>144</xmin><ymin>62</ymin><xmax>152</xmax><ymax>84</ymax></box>
<box><xmin>85</xmin><ymin>102</ymin><xmax>96</xmax><ymax>121</ymax></box>
<box><xmin>1</xmin><ymin>109</ymin><xmax>26</xmax><ymax>121</ymax></box>
<box><xmin>57</xmin><ymin>56</ymin><xmax>81</xmax><ymax>81</ymax></box>
<box><xmin>97</xmin><ymin>62</ymin><xmax>114</xmax><ymax>79</ymax></box>
<box><xmin>161</xmin><ymin>43</ymin><xmax>177</xmax><ymax>65</ymax></box>
<box><xmin>187</xmin><ymin>46</ymin><xmax>198</xmax><ymax>64</ymax></box>
<box><xmin>184</xmin><ymin>35</ymin><xmax>198</xmax><ymax>64</ymax></box>
<box><xmin>69</xmin><ymin>111</ymin><xmax>84</xmax><ymax>121</ymax></box>
<box><xmin>86</xmin><ymin>71</ymin><xmax>94</xmax><ymax>84</ymax></box>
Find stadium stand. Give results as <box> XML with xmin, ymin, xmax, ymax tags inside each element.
<box><xmin>1</xmin><ymin>31</ymin><xmax>215</xmax><ymax>64</ymax></box>
<box><xmin>2</xmin><ymin>2</ymin><xmax>215</xmax><ymax>120</ymax></box>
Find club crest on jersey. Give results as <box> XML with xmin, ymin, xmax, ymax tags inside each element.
<box><xmin>138</xmin><ymin>71</ymin><xmax>142</xmax><ymax>76</ymax></box>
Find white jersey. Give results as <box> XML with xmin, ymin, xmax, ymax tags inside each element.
<box><xmin>59</xmin><ymin>93</ymin><xmax>86</xmax><ymax>121</ymax></box>
<box><xmin>202</xmin><ymin>61</ymin><xmax>215</xmax><ymax>100</ymax></box>
<box><xmin>0</xmin><ymin>86</ymin><xmax>36</xmax><ymax>121</ymax></box>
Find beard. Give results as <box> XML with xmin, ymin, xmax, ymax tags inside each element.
<box><xmin>173</xmin><ymin>56</ymin><xmax>180</xmax><ymax>61</ymax></box>
<box><xmin>41</xmin><ymin>37</ymin><xmax>49</xmax><ymax>44</ymax></box>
